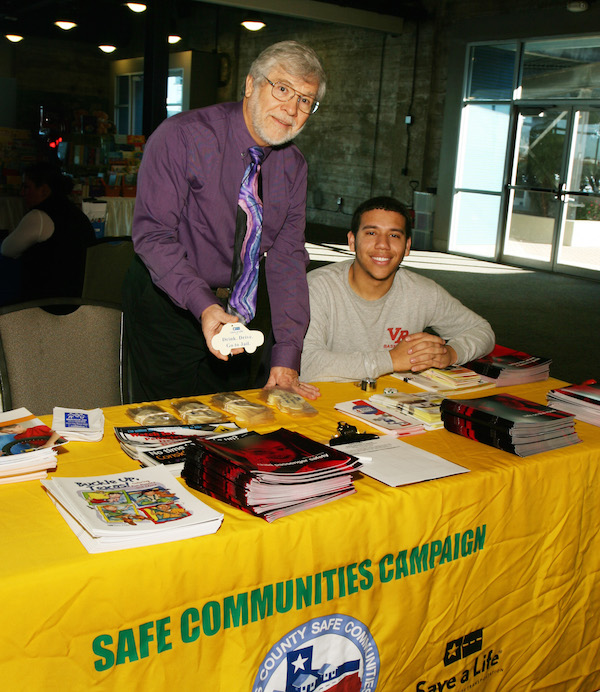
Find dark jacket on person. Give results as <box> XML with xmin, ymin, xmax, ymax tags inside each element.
<box><xmin>19</xmin><ymin>195</ymin><xmax>95</xmax><ymax>301</ymax></box>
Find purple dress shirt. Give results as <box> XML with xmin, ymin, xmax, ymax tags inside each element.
<box><xmin>132</xmin><ymin>101</ymin><xmax>310</xmax><ymax>373</ymax></box>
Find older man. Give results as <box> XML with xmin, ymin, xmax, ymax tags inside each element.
<box><xmin>123</xmin><ymin>41</ymin><xmax>325</xmax><ymax>401</ymax></box>
<box><xmin>300</xmin><ymin>196</ymin><xmax>495</xmax><ymax>383</ymax></box>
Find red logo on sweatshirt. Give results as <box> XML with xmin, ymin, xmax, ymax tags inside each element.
<box><xmin>387</xmin><ymin>327</ymin><xmax>408</xmax><ymax>344</ymax></box>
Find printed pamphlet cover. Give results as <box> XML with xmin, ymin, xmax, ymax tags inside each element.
<box><xmin>421</xmin><ymin>365</ymin><xmax>483</xmax><ymax>386</ymax></box>
<box><xmin>467</xmin><ymin>345</ymin><xmax>551</xmax><ymax>379</ymax></box>
<box><xmin>550</xmin><ymin>380</ymin><xmax>600</xmax><ymax>406</ymax></box>
<box><xmin>114</xmin><ymin>422</ymin><xmax>240</xmax><ymax>448</ymax></box>
<box><xmin>0</xmin><ymin>407</ymin><xmax>67</xmax><ymax>459</ymax></box>
<box><xmin>443</xmin><ymin>412</ymin><xmax>580</xmax><ymax>455</ymax></box>
<box><xmin>334</xmin><ymin>399</ymin><xmax>425</xmax><ymax>436</ymax></box>
<box><xmin>392</xmin><ymin>371</ymin><xmax>495</xmax><ymax>395</ymax></box>
<box><xmin>41</xmin><ymin>466</ymin><xmax>223</xmax><ymax>540</ymax></box>
<box><xmin>441</xmin><ymin>394</ymin><xmax>575</xmax><ymax>430</ymax></box>
<box><xmin>183</xmin><ymin>429</ymin><xmax>361</xmax><ymax>521</ymax></box>
<box><xmin>195</xmin><ymin>428</ymin><xmax>360</xmax><ymax>477</ymax></box>
<box><xmin>547</xmin><ymin>380</ymin><xmax>600</xmax><ymax>426</ymax></box>
<box><xmin>368</xmin><ymin>392</ymin><xmax>443</xmax><ymax>425</ymax></box>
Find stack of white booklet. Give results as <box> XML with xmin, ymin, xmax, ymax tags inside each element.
<box><xmin>392</xmin><ymin>368</ymin><xmax>495</xmax><ymax>395</ymax></box>
<box><xmin>41</xmin><ymin>466</ymin><xmax>224</xmax><ymax>553</ymax></box>
<box><xmin>0</xmin><ymin>407</ymin><xmax>67</xmax><ymax>483</ymax></box>
<box><xmin>52</xmin><ymin>407</ymin><xmax>105</xmax><ymax>442</ymax></box>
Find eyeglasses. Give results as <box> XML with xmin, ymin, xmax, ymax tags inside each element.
<box><xmin>263</xmin><ymin>76</ymin><xmax>319</xmax><ymax>115</ymax></box>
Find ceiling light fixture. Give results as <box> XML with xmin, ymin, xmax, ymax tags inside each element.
<box><xmin>54</xmin><ymin>20</ymin><xmax>77</xmax><ymax>30</ymax></box>
<box><xmin>566</xmin><ymin>1</ymin><xmax>589</xmax><ymax>10</ymax></box>
<box><xmin>125</xmin><ymin>2</ymin><xmax>147</xmax><ymax>12</ymax></box>
<box><xmin>168</xmin><ymin>34</ymin><xmax>182</xmax><ymax>44</ymax></box>
<box><xmin>98</xmin><ymin>44</ymin><xmax>117</xmax><ymax>53</ymax></box>
<box><xmin>241</xmin><ymin>14</ymin><xmax>266</xmax><ymax>31</ymax></box>
<box><xmin>5</xmin><ymin>34</ymin><xmax>23</xmax><ymax>42</ymax></box>
<box><xmin>241</xmin><ymin>19</ymin><xmax>266</xmax><ymax>31</ymax></box>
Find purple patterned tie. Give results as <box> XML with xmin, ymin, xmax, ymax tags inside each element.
<box><xmin>228</xmin><ymin>146</ymin><xmax>264</xmax><ymax>324</ymax></box>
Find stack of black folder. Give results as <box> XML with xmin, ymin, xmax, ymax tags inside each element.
<box><xmin>441</xmin><ymin>393</ymin><xmax>580</xmax><ymax>456</ymax></box>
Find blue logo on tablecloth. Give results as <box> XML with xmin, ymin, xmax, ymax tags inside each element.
<box><xmin>253</xmin><ymin>614</ymin><xmax>379</xmax><ymax>692</ymax></box>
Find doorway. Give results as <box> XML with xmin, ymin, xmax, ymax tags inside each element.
<box><xmin>504</xmin><ymin>106</ymin><xmax>600</xmax><ymax>272</ymax></box>
<box><xmin>449</xmin><ymin>36</ymin><xmax>600</xmax><ymax>279</ymax></box>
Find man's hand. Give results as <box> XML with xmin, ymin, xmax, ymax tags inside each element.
<box><xmin>264</xmin><ymin>366</ymin><xmax>321</xmax><ymax>400</ymax></box>
<box><xmin>390</xmin><ymin>332</ymin><xmax>457</xmax><ymax>372</ymax></box>
<box><xmin>201</xmin><ymin>303</ymin><xmax>242</xmax><ymax>360</ymax></box>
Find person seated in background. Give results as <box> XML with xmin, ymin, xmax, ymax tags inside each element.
<box><xmin>300</xmin><ymin>196</ymin><xmax>495</xmax><ymax>383</ymax></box>
<box><xmin>0</xmin><ymin>161</ymin><xmax>95</xmax><ymax>302</ymax></box>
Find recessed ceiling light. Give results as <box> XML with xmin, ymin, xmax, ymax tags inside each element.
<box><xmin>54</xmin><ymin>20</ymin><xmax>77</xmax><ymax>31</ymax></box>
<box><xmin>5</xmin><ymin>34</ymin><xmax>23</xmax><ymax>42</ymax></box>
<box><xmin>566</xmin><ymin>1</ymin><xmax>589</xmax><ymax>10</ymax></box>
<box><xmin>99</xmin><ymin>44</ymin><xmax>117</xmax><ymax>53</ymax></box>
<box><xmin>125</xmin><ymin>2</ymin><xmax>147</xmax><ymax>12</ymax></box>
<box><xmin>241</xmin><ymin>20</ymin><xmax>266</xmax><ymax>31</ymax></box>
<box><xmin>168</xmin><ymin>34</ymin><xmax>182</xmax><ymax>44</ymax></box>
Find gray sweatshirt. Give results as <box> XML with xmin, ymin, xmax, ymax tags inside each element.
<box><xmin>300</xmin><ymin>260</ymin><xmax>495</xmax><ymax>383</ymax></box>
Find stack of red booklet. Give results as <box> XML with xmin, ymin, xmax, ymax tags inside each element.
<box><xmin>466</xmin><ymin>345</ymin><xmax>551</xmax><ymax>386</ymax></box>
<box><xmin>182</xmin><ymin>428</ymin><xmax>361</xmax><ymax>522</ymax></box>
<box><xmin>441</xmin><ymin>393</ymin><xmax>580</xmax><ymax>456</ymax></box>
<box><xmin>547</xmin><ymin>380</ymin><xmax>600</xmax><ymax>426</ymax></box>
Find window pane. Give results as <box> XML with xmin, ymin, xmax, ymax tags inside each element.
<box><xmin>116</xmin><ymin>75</ymin><xmax>129</xmax><ymax>106</ymax></box>
<box><xmin>450</xmin><ymin>191</ymin><xmax>500</xmax><ymax>257</ymax></box>
<box><xmin>132</xmin><ymin>75</ymin><xmax>144</xmax><ymax>136</ymax></box>
<box><xmin>504</xmin><ymin>189</ymin><xmax>554</xmax><ymax>262</ymax></box>
<box><xmin>456</xmin><ymin>104</ymin><xmax>510</xmax><ymax>192</ymax></box>
<box><xmin>560</xmin><ymin>193</ymin><xmax>600</xmax><ymax>270</ymax></box>
<box><xmin>568</xmin><ymin>110</ymin><xmax>600</xmax><ymax>192</ymax></box>
<box><xmin>167</xmin><ymin>69</ymin><xmax>184</xmax><ymax>118</ymax></box>
<box><xmin>522</xmin><ymin>37</ymin><xmax>600</xmax><ymax>99</ymax></box>
<box><xmin>467</xmin><ymin>44</ymin><xmax>517</xmax><ymax>100</ymax></box>
<box><xmin>115</xmin><ymin>106</ymin><xmax>129</xmax><ymax>135</ymax></box>
<box><xmin>513</xmin><ymin>109</ymin><xmax>567</xmax><ymax>190</ymax></box>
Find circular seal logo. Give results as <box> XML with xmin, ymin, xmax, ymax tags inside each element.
<box><xmin>253</xmin><ymin>614</ymin><xmax>380</xmax><ymax>692</ymax></box>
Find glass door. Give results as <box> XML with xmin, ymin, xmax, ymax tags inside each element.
<box><xmin>557</xmin><ymin>109</ymin><xmax>600</xmax><ymax>272</ymax></box>
<box><xmin>504</xmin><ymin>107</ymin><xmax>569</xmax><ymax>267</ymax></box>
<box><xmin>503</xmin><ymin>107</ymin><xmax>600</xmax><ymax>274</ymax></box>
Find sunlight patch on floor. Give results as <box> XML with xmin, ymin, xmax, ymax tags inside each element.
<box><xmin>305</xmin><ymin>243</ymin><xmax>534</xmax><ymax>275</ymax></box>
<box><xmin>403</xmin><ymin>251</ymin><xmax>533</xmax><ymax>275</ymax></box>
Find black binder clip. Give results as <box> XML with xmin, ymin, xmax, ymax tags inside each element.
<box><xmin>329</xmin><ymin>421</ymin><xmax>379</xmax><ymax>446</ymax></box>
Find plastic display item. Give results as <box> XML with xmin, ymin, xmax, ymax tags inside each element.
<box><xmin>170</xmin><ymin>399</ymin><xmax>228</xmax><ymax>424</ymax></box>
<box><xmin>210</xmin><ymin>392</ymin><xmax>274</xmax><ymax>426</ymax></box>
<box><xmin>261</xmin><ymin>388</ymin><xmax>318</xmax><ymax>417</ymax></box>
<box><xmin>126</xmin><ymin>404</ymin><xmax>180</xmax><ymax>426</ymax></box>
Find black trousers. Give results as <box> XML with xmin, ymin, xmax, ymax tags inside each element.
<box><xmin>122</xmin><ymin>255</ymin><xmax>272</xmax><ymax>402</ymax></box>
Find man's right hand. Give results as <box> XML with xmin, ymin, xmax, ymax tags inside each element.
<box><xmin>201</xmin><ymin>303</ymin><xmax>242</xmax><ymax>361</ymax></box>
<box><xmin>390</xmin><ymin>332</ymin><xmax>455</xmax><ymax>372</ymax></box>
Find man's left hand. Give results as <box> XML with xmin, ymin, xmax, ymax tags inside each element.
<box><xmin>264</xmin><ymin>367</ymin><xmax>321</xmax><ymax>400</ymax></box>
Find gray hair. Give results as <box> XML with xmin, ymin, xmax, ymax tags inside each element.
<box><xmin>248</xmin><ymin>40</ymin><xmax>326</xmax><ymax>102</ymax></box>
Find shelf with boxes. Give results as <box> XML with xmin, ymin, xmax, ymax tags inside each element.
<box><xmin>64</xmin><ymin>134</ymin><xmax>145</xmax><ymax>201</ymax></box>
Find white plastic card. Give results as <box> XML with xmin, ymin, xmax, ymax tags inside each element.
<box><xmin>211</xmin><ymin>322</ymin><xmax>265</xmax><ymax>356</ymax></box>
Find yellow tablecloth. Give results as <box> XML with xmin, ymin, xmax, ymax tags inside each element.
<box><xmin>2</xmin><ymin>377</ymin><xmax>600</xmax><ymax>691</ymax></box>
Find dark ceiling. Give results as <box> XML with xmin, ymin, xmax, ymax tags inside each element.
<box><xmin>0</xmin><ymin>0</ymin><xmax>431</xmax><ymax>46</ymax></box>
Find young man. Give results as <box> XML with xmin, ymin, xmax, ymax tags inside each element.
<box><xmin>300</xmin><ymin>196</ymin><xmax>495</xmax><ymax>383</ymax></box>
<box><xmin>122</xmin><ymin>41</ymin><xmax>325</xmax><ymax>401</ymax></box>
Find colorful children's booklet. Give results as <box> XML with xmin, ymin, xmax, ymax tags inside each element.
<box><xmin>41</xmin><ymin>466</ymin><xmax>223</xmax><ymax>553</ymax></box>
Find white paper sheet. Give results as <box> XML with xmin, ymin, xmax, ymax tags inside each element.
<box><xmin>333</xmin><ymin>436</ymin><xmax>468</xmax><ymax>487</ymax></box>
